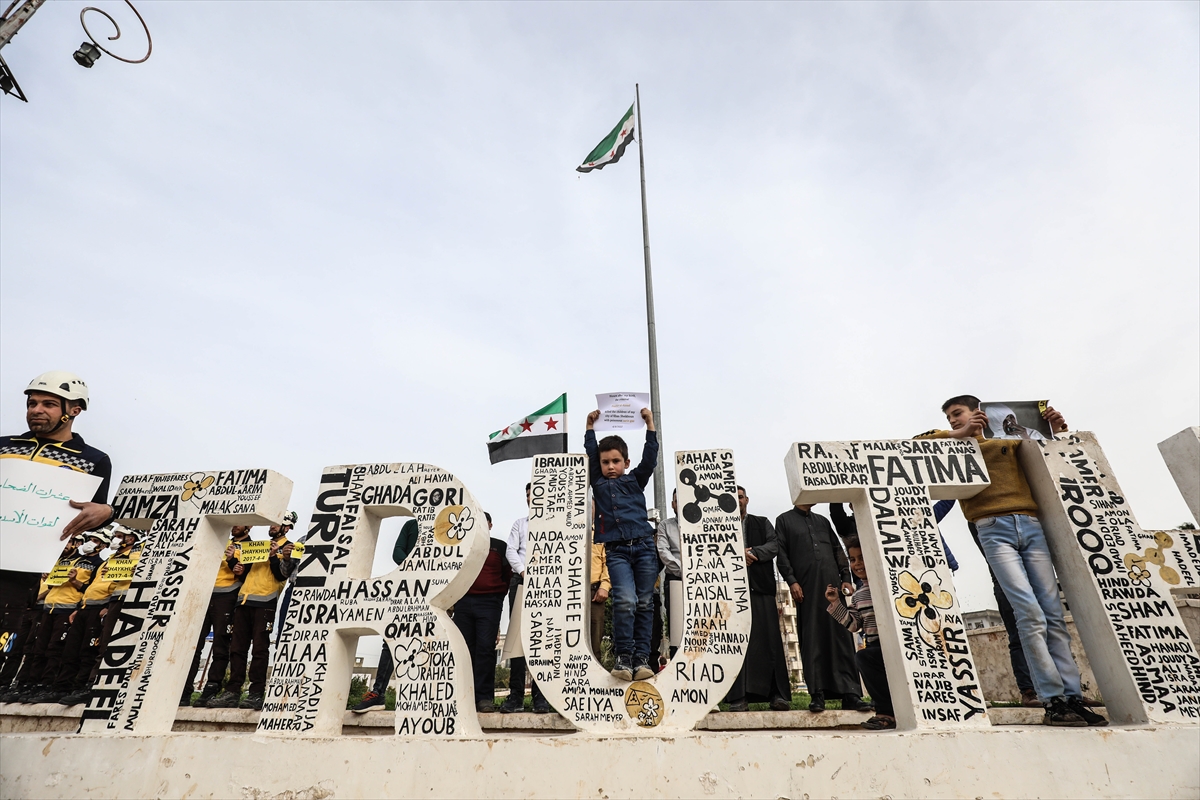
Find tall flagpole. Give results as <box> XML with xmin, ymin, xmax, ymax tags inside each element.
<box><xmin>635</xmin><ymin>83</ymin><xmax>668</xmax><ymax>525</ymax></box>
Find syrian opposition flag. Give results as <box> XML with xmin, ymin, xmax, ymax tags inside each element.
<box><xmin>576</xmin><ymin>105</ymin><xmax>635</xmax><ymax>173</ymax></box>
<box><xmin>487</xmin><ymin>394</ymin><xmax>568</xmax><ymax>464</ymax></box>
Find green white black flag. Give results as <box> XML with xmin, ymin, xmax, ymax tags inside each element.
<box><xmin>487</xmin><ymin>394</ymin><xmax>568</xmax><ymax>464</ymax></box>
<box><xmin>576</xmin><ymin>105</ymin><xmax>635</xmax><ymax>173</ymax></box>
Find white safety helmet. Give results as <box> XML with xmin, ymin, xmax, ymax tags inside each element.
<box><xmin>25</xmin><ymin>371</ymin><xmax>89</xmax><ymax>410</ymax></box>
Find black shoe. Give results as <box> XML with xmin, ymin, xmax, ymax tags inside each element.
<box><xmin>206</xmin><ymin>690</ymin><xmax>240</xmax><ymax>709</ymax></box>
<box><xmin>59</xmin><ymin>688</ymin><xmax>91</xmax><ymax>706</ymax></box>
<box><xmin>842</xmin><ymin>694</ymin><xmax>871</xmax><ymax>712</ymax></box>
<box><xmin>15</xmin><ymin>685</ymin><xmax>45</xmax><ymax>704</ymax></box>
<box><xmin>193</xmin><ymin>682</ymin><xmax>221</xmax><ymax>708</ymax></box>
<box><xmin>476</xmin><ymin>700</ymin><xmax>496</xmax><ymax>714</ymax></box>
<box><xmin>770</xmin><ymin>698</ymin><xmax>791</xmax><ymax>711</ymax></box>
<box><xmin>1020</xmin><ymin>688</ymin><xmax>1041</xmax><ymax>708</ymax></box>
<box><xmin>30</xmin><ymin>688</ymin><xmax>65</xmax><ymax>704</ymax></box>
<box><xmin>532</xmin><ymin>700</ymin><xmax>552</xmax><ymax>714</ymax></box>
<box><xmin>351</xmin><ymin>690</ymin><xmax>384</xmax><ymax>713</ymax></box>
<box><xmin>499</xmin><ymin>699</ymin><xmax>524</xmax><ymax>714</ymax></box>
<box><xmin>1043</xmin><ymin>697</ymin><xmax>1087</xmax><ymax>727</ymax></box>
<box><xmin>726</xmin><ymin>701</ymin><xmax>749</xmax><ymax>712</ymax></box>
<box><xmin>1067</xmin><ymin>697</ymin><xmax>1108</xmax><ymax>727</ymax></box>
<box><xmin>0</xmin><ymin>687</ymin><xmax>23</xmax><ymax>703</ymax></box>
<box><xmin>612</xmin><ymin>654</ymin><xmax>633</xmax><ymax>682</ymax></box>
<box><xmin>180</xmin><ymin>691</ymin><xmax>194</xmax><ymax>707</ymax></box>
<box><xmin>632</xmin><ymin>661</ymin><xmax>655</xmax><ymax>681</ymax></box>
<box><xmin>239</xmin><ymin>692</ymin><xmax>264</xmax><ymax>711</ymax></box>
<box><xmin>808</xmin><ymin>692</ymin><xmax>825</xmax><ymax>713</ymax></box>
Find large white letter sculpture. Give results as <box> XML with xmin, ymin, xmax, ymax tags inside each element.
<box><xmin>523</xmin><ymin>450</ymin><xmax>750</xmax><ymax>733</ymax></box>
<box><xmin>784</xmin><ymin>439</ymin><xmax>990</xmax><ymax>731</ymax></box>
<box><xmin>1020</xmin><ymin>433</ymin><xmax>1200</xmax><ymax>724</ymax></box>
<box><xmin>79</xmin><ymin>469</ymin><xmax>294</xmax><ymax>734</ymax></box>
<box><xmin>257</xmin><ymin>464</ymin><xmax>488</xmax><ymax>737</ymax></box>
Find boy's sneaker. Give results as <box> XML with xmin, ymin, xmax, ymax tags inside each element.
<box><xmin>1067</xmin><ymin>697</ymin><xmax>1108</xmax><ymax>727</ymax></box>
<box><xmin>239</xmin><ymin>692</ymin><xmax>264</xmax><ymax>711</ymax></box>
<box><xmin>206</xmin><ymin>690</ymin><xmax>240</xmax><ymax>709</ymax></box>
<box><xmin>351</xmin><ymin>691</ymin><xmax>384</xmax><ymax>713</ymax></box>
<box><xmin>632</xmin><ymin>661</ymin><xmax>655</xmax><ymax>681</ymax></box>
<box><xmin>1043</xmin><ymin>697</ymin><xmax>1087</xmax><ymax>727</ymax></box>
<box><xmin>612</xmin><ymin>654</ymin><xmax>634</xmax><ymax>682</ymax></box>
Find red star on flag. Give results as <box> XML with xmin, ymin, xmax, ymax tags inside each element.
<box><xmin>520</xmin><ymin>419</ymin><xmax>534</xmax><ymax>433</ymax></box>
<box><xmin>544</xmin><ymin>417</ymin><xmax>558</xmax><ymax>431</ymax></box>
<box><xmin>502</xmin><ymin>427</ymin><xmax>510</xmax><ymax>436</ymax></box>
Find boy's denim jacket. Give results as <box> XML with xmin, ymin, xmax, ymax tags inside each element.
<box><xmin>584</xmin><ymin>429</ymin><xmax>659</xmax><ymax>544</ymax></box>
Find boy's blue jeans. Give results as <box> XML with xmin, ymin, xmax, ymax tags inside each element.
<box><xmin>605</xmin><ymin>536</ymin><xmax>660</xmax><ymax>663</ymax></box>
<box><xmin>975</xmin><ymin>513</ymin><xmax>1082</xmax><ymax>703</ymax></box>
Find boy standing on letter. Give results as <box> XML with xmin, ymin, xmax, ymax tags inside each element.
<box><xmin>585</xmin><ymin>407</ymin><xmax>659</xmax><ymax>681</ymax></box>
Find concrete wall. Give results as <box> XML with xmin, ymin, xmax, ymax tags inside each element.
<box><xmin>2</xmin><ymin>726</ymin><xmax>1197</xmax><ymax>799</ymax></box>
<box><xmin>967</xmin><ymin>597</ymin><xmax>1200</xmax><ymax>704</ymax></box>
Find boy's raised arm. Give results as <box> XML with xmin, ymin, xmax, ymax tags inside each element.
<box><xmin>584</xmin><ymin>410</ymin><xmax>601</xmax><ymax>485</ymax></box>
<box><xmin>632</xmin><ymin>411</ymin><xmax>659</xmax><ymax>488</ymax></box>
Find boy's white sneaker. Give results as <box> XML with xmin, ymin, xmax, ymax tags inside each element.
<box><xmin>633</xmin><ymin>664</ymin><xmax>655</xmax><ymax>681</ymax></box>
<box><xmin>612</xmin><ymin>654</ymin><xmax>634</xmax><ymax>681</ymax></box>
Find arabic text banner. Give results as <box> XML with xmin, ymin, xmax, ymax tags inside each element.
<box><xmin>0</xmin><ymin>459</ymin><xmax>103</xmax><ymax>572</ymax></box>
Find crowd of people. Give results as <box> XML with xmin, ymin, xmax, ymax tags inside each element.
<box><xmin>0</xmin><ymin>371</ymin><xmax>1109</xmax><ymax>730</ymax></box>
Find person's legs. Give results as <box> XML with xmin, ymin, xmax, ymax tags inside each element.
<box><xmin>723</xmin><ymin>665</ymin><xmax>747</xmax><ymax>709</ymax></box>
<box><xmin>1016</xmin><ymin>516</ymin><xmax>1082</xmax><ymax>698</ymax></box>
<box><xmin>502</xmin><ymin>578</ymin><xmax>527</xmax><ymax>711</ymax></box>
<box><xmin>184</xmin><ymin>602</ymin><xmax>216</xmax><ymax>701</ymax></box>
<box><xmin>973</xmin><ymin>521</ymin><xmax>1034</xmax><ymax>695</ymax></box>
<box><xmin>471</xmin><ymin>594</ymin><xmax>504</xmax><ymax>707</ymax></box>
<box><xmin>855</xmin><ymin>640</ymin><xmax>892</xmax><ymax>717</ymax></box>
<box><xmin>87</xmin><ymin>598</ymin><xmax>123</xmax><ymax>688</ymax></box>
<box><xmin>223</xmin><ymin>604</ymin><xmax>253</xmax><ymax>696</ymax></box>
<box><xmin>205</xmin><ymin>592</ymin><xmax>237</xmax><ymax>692</ymax></box>
<box><xmin>605</xmin><ymin>541</ymin><xmax>636</xmax><ymax>662</ymax></box>
<box><xmin>36</xmin><ymin>612</ymin><xmax>74</xmax><ymax>695</ymax></box>
<box><xmin>453</xmin><ymin>594</ymin><xmax>482</xmax><ymax>697</ymax></box>
<box><xmin>52</xmin><ymin>607</ymin><xmax>96</xmax><ymax>693</ymax></box>
<box><xmin>0</xmin><ymin>606</ymin><xmax>38</xmax><ymax>689</ymax></box>
<box><xmin>630</xmin><ymin>538</ymin><xmax>660</xmax><ymax>667</ymax></box>
<box><xmin>977</xmin><ymin>516</ymin><xmax>1064</xmax><ymax>702</ymax></box>
<box><xmin>245</xmin><ymin>605</ymin><xmax>275</xmax><ymax>699</ymax></box>
<box><xmin>69</xmin><ymin>605</ymin><xmax>107</xmax><ymax>690</ymax></box>
<box><xmin>590</xmin><ymin>597</ymin><xmax>606</xmax><ymax>657</ymax></box>
<box><xmin>372</xmin><ymin>642</ymin><xmax>393</xmax><ymax>696</ymax></box>
<box><xmin>13</xmin><ymin>610</ymin><xmax>52</xmax><ymax>689</ymax></box>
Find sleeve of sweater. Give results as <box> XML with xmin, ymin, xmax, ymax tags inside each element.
<box><xmin>827</xmin><ymin>599</ymin><xmax>862</xmax><ymax>632</ymax></box>
<box><xmin>583</xmin><ymin>429</ymin><xmax>601</xmax><ymax>486</ymax></box>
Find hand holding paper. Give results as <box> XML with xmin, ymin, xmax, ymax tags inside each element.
<box><xmin>593</xmin><ymin>392</ymin><xmax>651</xmax><ymax>432</ymax></box>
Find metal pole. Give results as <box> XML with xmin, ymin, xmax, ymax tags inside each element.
<box><xmin>0</xmin><ymin>0</ymin><xmax>47</xmax><ymax>50</ymax></box>
<box><xmin>635</xmin><ymin>84</ymin><xmax>668</xmax><ymax>525</ymax></box>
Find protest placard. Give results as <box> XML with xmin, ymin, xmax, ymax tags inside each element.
<box><xmin>594</xmin><ymin>392</ymin><xmax>650</xmax><ymax>432</ymax></box>
<box><xmin>1</xmin><ymin>459</ymin><xmax>103</xmax><ymax>572</ymax></box>
<box><xmin>981</xmin><ymin>400</ymin><xmax>1054</xmax><ymax>440</ymax></box>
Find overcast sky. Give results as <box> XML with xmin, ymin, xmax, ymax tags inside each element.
<box><xmin>2</xmin><ymin>1</ymin><xmax>1197</xmax><ymax>615</ymax></box>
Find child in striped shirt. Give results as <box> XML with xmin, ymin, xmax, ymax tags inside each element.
<box><xmin>825</xmin><ymin>537</ymin><xmax>893</xmax><ymax>731</ymax></box>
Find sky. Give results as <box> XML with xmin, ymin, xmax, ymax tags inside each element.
<box><xmin>2</xmin><ymin>1</ymin><xmax>1197</xmax><ymax>619</ymax></box>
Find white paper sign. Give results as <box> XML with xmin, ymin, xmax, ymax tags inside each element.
<box><xmin>0</xmin><ymin>459</ymin><xmax>103</xmax><ymax>572</ymax></box>
<box><xmin>594</xmin><ymin>392</ymin><xmax>650</xmax><ymax>432</ymax></box>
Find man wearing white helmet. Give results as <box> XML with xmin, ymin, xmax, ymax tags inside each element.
<box><xmin>0</xmin><ymin>372</ymin><xmax>116</xmax><ymax>700</ymax></box>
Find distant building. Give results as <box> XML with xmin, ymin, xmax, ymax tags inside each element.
<box><xmin>776</xmin><ymin>580</ymin><xmax>804</xmax><ymax>689</ymax></box>
<box><xmin>964</xmin><ymin>608</ymin><xmax>1005</xmax><ymax>631</ymax></box>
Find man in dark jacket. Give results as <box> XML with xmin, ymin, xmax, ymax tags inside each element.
<box><xmin>775</xmin><ymin>504</ymin><xmax>867</xmax><ymax>712</ymax></box>
<box><xmin>454</xmin><ymin>513</ymin><xmax>512</xmax><ymax>714</ymax></box>
<box><xmin>724</xmin><ymin>486</ymin><xmax>791</xmax><ymax>712</ymax></box>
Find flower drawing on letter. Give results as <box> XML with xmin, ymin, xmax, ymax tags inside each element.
<box><xmin>181</xmin><ymin>473</ymin><xmax>214</xmax><ymax>503</ymax></box>
<box><xmin>638</xmin><ymin>698</ymin><xmax>660</xmax><ymax>725</ymax></box>
<box><xmin>895</xmin><ymin>570</ymin><xmax>954</xmax><ymax>648</ymax></box>
<box><xmin>445</xmin><ymin>507</ymin><xmax>473</xmax><ymax>541</ymax></box>
<box><xmin>393</xmin><ymin>638</ymin><xmax>430</xmax><ymax>681</ymax></box>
